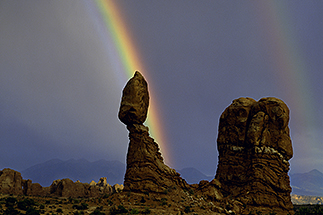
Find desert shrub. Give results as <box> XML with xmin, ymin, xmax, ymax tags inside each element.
<box><xmin>3</xmin><ymin>206</ymin><xmax>20</xmax><ymax>215</ymax></box>
<box><xmin>107</xmin><ymin>199</ymin><xmax>113</xmax><ymax>206</ymax></box>
<box><xmin>143</xmin><ymin>191</ymin><xmax>149</xmax><ymax>196</ymax></box>
<box><xmin>90</xmin><ymin>209</ymin><xmax>105</xmax><ymax>215</ymax></box>
<box><xmin>295</xmin><ymin>207</ymin><xmax>310</xmax><ymax>215</ymax></box>
<box><xmin>72</xmin><ymin>202</ymin><xmax>88</xmax><ymax>210</ymax></box>
<box><xmin>160</xmin><ymin>198</ymin><xmax>167</xmax><ymax>206</ymax></box>
<box><xmin>110</xmin><ymin>205</ymin><xmax>128</xmax><ymax>215</ymax></box>
<box><xmin>25</xmin><ymin>206</ymin><xmax>40</xmax><ymax>215</ymax></box>
<box><xmin>184</xmin><ymin>205</ymin><xmax>191</xmax><ymax>213</ymax></box>
<box><xmin>5</xmin><ymin>197</ymin><xmax>17</xmax><ymax>207</ymax></box>
<box><xmin>102</xmin><ymin>194</ymin><xmax>110</xmax><ymax>199</ymax></box>
<box><xmin>17</xmin><ymin>198</ymin><xmax>36</xmax><ymax>210</ymax></box>
<box><xmin>130</xmin><ymin>208</ymin><xmax>139</xmax><ymax>214</ymax></box>
<box><xmin>56</xmin><ymin>208</ymin><xmax>63</xmax><ymax>213</ymax></box>
<box><xmin>141</xmin><ymin>207</ymin><xmax>151</xmax><ymax>214</ymax></box>
<box><xmin>140</xmin><ymin>197</ymin><xmax>146</xmax><ymax>203</ymax></box>
<box><xmin>188</xmin><ymin>189</ymin><xmax>194</xmax><ymax>195</ymax></box>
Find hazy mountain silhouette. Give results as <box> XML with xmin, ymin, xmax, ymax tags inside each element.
<box><xmin>21</xmin><ymin>158</ymin><xmax>125</xmax><ymax>187</ymax></box>
<box><xmin>178</xmin><ymin>167</ymin><xmax>213</xmax><ymax>184</ymax></box>
<box><xmin>290</xmin><ymin>169</ymin><xmax>323</xmax><ymax>196</ymax></box>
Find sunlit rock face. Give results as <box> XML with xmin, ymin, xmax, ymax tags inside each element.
<box><xmin>119</xmin><ymin>71</ymin><xmax>189</xmax><ymax>193</ymax></box>
<box><xmin>0</xmin><ymin>168</ymin><xmax>24</xmax><ymax>195</ymax></box>
<box><xmin>216</xmin><ymin>97</ymin><xmax>294</xmax><ymax>215</ymax></box>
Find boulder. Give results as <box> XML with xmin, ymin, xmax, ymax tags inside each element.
<box><xmin>118</xmin><ymin>71</ymin><xmax>149</xmax><ymax>125</ymax></box>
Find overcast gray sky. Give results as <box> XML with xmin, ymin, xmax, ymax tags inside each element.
<box><xmin>1</xmin><ymin>0</ymin><xmax>322</xmax><ymax>177</ymax></box>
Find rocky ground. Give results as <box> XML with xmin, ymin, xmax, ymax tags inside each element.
<box><xmin>2</xmin><ymin>191</ymin><xmax>307</xmax><ymax>215</ymax></box>
<box><xmin>0</xmin><ymin>190</ymin><xmax>236</xmax><ymax>215</ymax></box>
<box><xmin>2</xmin><ymin>192</ymin><xmax>322</xmax><ymax>215</ymax></box>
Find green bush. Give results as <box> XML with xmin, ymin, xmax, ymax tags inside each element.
<box><xmin>160</xmin><ymin>198</ymin><xmax>167</xmax><ymax>206</ymax></box>
<box><xmin>184</xmin><ymin>206</ymin><xmax>191</xmax><ymax>213</ymax></box>
<box><xmin>110</xmin><ymin>205</ymin><xmax>128</xmax><ymax>215</ymax></box>
<box><xmin>107</xmin><ymin>200</ymin><xmax>113</xmax><ymax>206</ymax></box>
<box><xmin>140</xmin><ymin>197</ymin><xmax>146</xmax><ymax>203</ymax></box>
<box><xmin>17</xmin><ymin>198</ymin><xmax>36</xmax><ymax>210</ymax></box>
<box><xmin>130</xmin><ymin>208</ymin><xmax>139</xmax><ymax>214</ymax></box>
<box><xmin>5</xmin><ymin>197</ymin><xmax>17</xmax><ymax>207</ymax></box>
<box><xmin>141</xmin><ymin>207</ymin><xmax>151</xmax><ymax>214</ymax></box>
<box><xmin>3</xmin><ymin>206</ymin><xmax>20</xmax><ymax>215</ymax></box>
<box><xmin>90</xmin><ymin>209</ymin><xmax>105</xmax><ymax>215</ymax></box>
<box><xmin>56</xmin><ymin>208</ymin><xmax>63</xmax><ymax>213</ymax></box>
<box><xmin>73</xmin><ymin>203</ymin><xmax>88</xmax><ymax>210</ymax></box>
<box><xmin>26</xmin><ymin>206</ymin><xmax>40</xmax><ymax>215</ymax></box>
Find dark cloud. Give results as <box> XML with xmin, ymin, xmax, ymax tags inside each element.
<box><xmin>0</xmin><ymin>0</ymin><xmax>322</xmax><ymax>176</ymax></box>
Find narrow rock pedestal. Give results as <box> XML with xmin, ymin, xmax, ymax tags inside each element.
<box><xmin>119</xmin><ymin>71</ymin><xmax>188</xmax><ymax>193</ymax></box>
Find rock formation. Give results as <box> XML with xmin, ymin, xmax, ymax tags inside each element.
<box><xmin>0</xmin><ymin>168</ymin><xmax>120</xmax><ymax>198</ymax></box>
<box><xmin>119</xmin><ymin>73</ymin><xmax>294</xmax><ymax>214</ymax></box>
<box><xmin>0</xmin><ymin>72</ymin><xmax>294</xmax><ymax>214</ymax></box>
<box><xmin>119</xmin><ymin>71</ymin><xmax>189</xmax><ymax>193</ymax></box>
<box><xmin>216</xmin><ymin>97</ymin><xmax>294</xmax><ymax>215</ymax></box>
<box><xmin>119</xmin><ymin>71</ymin><xmax>149</xmax><ymax>125</ymax></box>
<box><xmin>0</xmin><ymin>168</ymin><xmax>24</xmax><ymax>195</ymax></box>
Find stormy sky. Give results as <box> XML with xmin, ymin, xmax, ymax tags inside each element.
<box><xmin>1</xmin><ymin>0</ymin><xmax>322</xmax><ymax>177</ymax></box>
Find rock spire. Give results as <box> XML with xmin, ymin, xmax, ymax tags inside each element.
<box><xmin>118</xmin><ymin>71</ymin><xmax>188</xmax><ymax>193</ymax></box>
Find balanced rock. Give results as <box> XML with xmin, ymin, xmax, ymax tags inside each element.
<box><xmin>119</xmin><ymin>72</ymin><xmax>189</xmax><ymax>193</ymax></box>
<box><xmin>216</xmin><ymin>97</ymin><xmax>294</xmax><ymax>215</ymax></box>
<box><xmin>118</xmin><ymin>71</ymin><xmax>149</xmax><ymax>125</ymax></box>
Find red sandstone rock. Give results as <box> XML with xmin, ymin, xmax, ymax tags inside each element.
<box><xmin>216</xmin><ymin>97</ymin><xmax>294</xmax><ymax>215</ymax></box>
<box><xmin>119</xmin><ymin>72</ymin><xmax>189</xmax><ymax>193</ymax></box>
<box><xmin>0</xmin><ymin>168</ymin><xmax>24</xmax><ymax>195</ymax></box>
<box><xmin>0</xmin><ymin>168</ymin><xmax>119</xmax><ymax>198</ymax></box>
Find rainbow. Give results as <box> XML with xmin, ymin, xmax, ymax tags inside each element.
<box><xmin>84</xmin><ymin>0</ymin><xmax>171</xmax><ymax>165</ymax></box>
<box><xmin>256</xmin><ymin>1</ymin><xmax>316</xmax><ymax>132</ymax></box>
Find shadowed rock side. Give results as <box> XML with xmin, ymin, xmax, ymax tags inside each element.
<box><xmin>119</xmin><ymin>71</ymin><xmax>189</xmax><ymax>193</ymax></box>
<box><xmin>216</xmin><ymin>97</ymin><xmax>294</xmax><ymax>215</ymax></box>
<box><xmin>119</xmin><ymin>71</ymin><xmax>149</xmax><ymax>125</ymax></box>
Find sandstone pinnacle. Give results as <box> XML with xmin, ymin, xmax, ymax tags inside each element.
<box><xmin>118</xmin><ymin>71</ymin><xmax>149</xmax><ymax>125</ymax></box>
<box><xmin>119</xmin><ymin>71</ymin><xmax>189</xmax><ymax>193</ymax></box>
<box><xmin>216</xmin><ymin>97</ymin><xmax>294</xmax><ymax>215</ymax></box>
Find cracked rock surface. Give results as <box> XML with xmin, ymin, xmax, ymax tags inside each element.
<box><xmin>216</xmin><ymin>97</ymin><xmax>294</xmax><ymax>215</ymax></box>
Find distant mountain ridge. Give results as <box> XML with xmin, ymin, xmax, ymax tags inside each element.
<box><xmin>21</xmin><ymin>158</ymin><xmax>125</xmax><ymax>187</ymax></box>
<box><xmin>177</xmin><ymin>167</ymin><xmax>213</xmax><ymax>184</ymax></box>
<box><xmin>290</xmin><ymin>169</ymin><xmax>323</xmax><ymax>197</ymax></box>
<box><xmin>21</xmin><ymin>158</ymin><xmax>323</xmax><ymax>199</ymax></box>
